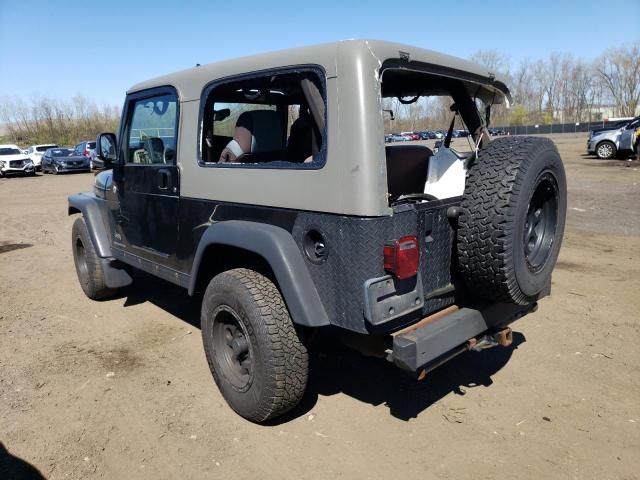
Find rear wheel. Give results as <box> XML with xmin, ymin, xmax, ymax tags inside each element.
<box><xmin>201</xmin><ymin>268</ymin><xmax>308</xmax><ymax>423</ymax></box>
<box><xmin>595</xmin><ymin>141</ymin><xmax>616</xmax><ymax>159</ymax></box>
<box><xmin>72</xmin><ymin>217</ymin><xmax>117</xmax><ymax>300</ymax></box>
<box><xmin>458</xmin><ymin>136</ymin><xmax>567</xmax><ymax>305</ymax></box>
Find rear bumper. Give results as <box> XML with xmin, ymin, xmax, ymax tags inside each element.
<box><xmin>390</xmin><ymin>302</ymin><xmax>537</xmax><ymax>371</ymax></box>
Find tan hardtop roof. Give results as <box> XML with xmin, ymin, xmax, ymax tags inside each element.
<box><xmin>128</xmin><ymin>39</ymin><xmax>511</xmax><ymax>103</ymax></box>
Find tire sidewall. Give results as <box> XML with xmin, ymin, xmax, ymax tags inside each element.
<box><xmin>201</xmin><ymin>275</ymin><xmax>271</xmax><ymax>418</ymax></box>
<box><xmin>511</xmin><ymin>149</ymin><xmax>567</xmax><ymax>298</ymax></box>
<box><xmin>72</xmin><ymin>218</ymin><xmax>96</xmax><ymax>297</ymax></box>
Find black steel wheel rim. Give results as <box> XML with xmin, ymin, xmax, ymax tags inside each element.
<box><xmin>523</xmin><ymin>172</ymin><xmax>559</xmax><ymax>271</ymax></box>
<box><xmin>212</xmin><ymin>305</ymin><xmax>253</xmax><ymax>390</ymax></box>
<box><xmin>75</xmin><ymin>237</ymin><xmax>89</xmax><ymax>278</ymax></box>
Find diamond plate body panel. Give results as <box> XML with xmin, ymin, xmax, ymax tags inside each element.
<box><xmin>292</xmin><ymin>198</ymin><xmax>461</xmax><ymax>333</ymax></box>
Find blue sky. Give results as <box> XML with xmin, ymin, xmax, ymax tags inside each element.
<box><xmin>1</xmin><ymin>0</ymin><xmax>638</xmax><ymax>106</ymax></box>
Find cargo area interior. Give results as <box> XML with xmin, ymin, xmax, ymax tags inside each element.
<box><xmin>381</xmin><ymin>68</ymin><xmax>485</xmax><ymax>204</ymax></box>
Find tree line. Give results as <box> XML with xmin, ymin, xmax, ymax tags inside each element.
<box><xmin>0</xmin><ymin>95</ymin><xmax>120</xmax><ymax>147</ymax></box>
<box><xmin>2</xmin><ymin>42</ymin><xmax>639</xmax><ymax>144</ymax></box>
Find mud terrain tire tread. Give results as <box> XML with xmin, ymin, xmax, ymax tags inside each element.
<box><xmin>458</xmin><ymin>136</ymin><xmax>566</xmax><ymax>305</ymax></box>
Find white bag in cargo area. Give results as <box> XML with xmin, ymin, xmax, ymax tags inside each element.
<box><xmin>423</xmin><ymin>147</ymin><xmax>467</xmax><ymax>199</ymax></box>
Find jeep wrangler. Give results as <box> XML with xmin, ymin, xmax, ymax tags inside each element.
<box><xmin>68</xmin><ymin>40</ymin><xmax>567</xmax><ymax>422</ymax></box>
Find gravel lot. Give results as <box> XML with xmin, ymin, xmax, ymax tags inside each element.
<box><xmin>1</xmin><ymin>134</ymin><xmax>639</xmax><ymax>480</ymax></box>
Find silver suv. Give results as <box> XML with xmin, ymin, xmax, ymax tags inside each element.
<box><xmin>588</xmin><ymin>117</ymin><xmax>640</xmax><ymax>159</ymax></box>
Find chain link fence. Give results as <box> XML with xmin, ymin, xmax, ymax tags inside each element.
<box><xmin>492</xmin><ymin>119</ymin><xmax>629</xmax><ymax>135</ymax></box>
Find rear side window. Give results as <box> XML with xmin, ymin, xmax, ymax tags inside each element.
<box><xmin>199</xmin><ymin>67</ymin><xmax>326</xmax><ymax>168</ymax></box>
<box><xmin>126</xmin><ymin>93</ymin><xmax>178</xmax><ymax>164</ymax></box>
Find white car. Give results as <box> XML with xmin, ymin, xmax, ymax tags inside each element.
<box><xmin>0</xmin><ymin>144</ymin><xmax>35</xmax><ymax>177</ymax></box>
<box><xmin>27</xmin><ymin>144</ymin><xmax>58</xmax><ymax>170</ymax></box>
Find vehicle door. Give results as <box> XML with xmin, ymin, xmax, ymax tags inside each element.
<box><xmin>618</xmin><ymin>119</ymin><xmax>639</xmax><ymax>151</ymax></box>
<box><xmin>111</xmin><ymin>87</ymin><xmax>180</xmax><ymax>261</ymax></box>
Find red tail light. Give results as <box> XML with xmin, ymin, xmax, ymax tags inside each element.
<box><xmin>383</xmin><ymin>235</ymin><xmax>419</xmax><ymax>280</ymax></box>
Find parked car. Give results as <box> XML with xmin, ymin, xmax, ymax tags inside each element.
<box><xmin>27</xmin><ymin>144</ymin><xmax>58</xmax><ymax>170</ymax></box>
<box><xmin>587</xmin><ymin>117</ymin><xmax>640</xmax><ymax>159</ymax></box>
<box><xmin>588</xmin><ymin>119</ymin><xmax>633</xmax><ymax>139</ymax></box>
<box><xmin>387</xmin><ymin>133</ymin><xmax>408</xmax><ymax>142</ymax></box>
<box><xmin>400</xmin><ymin>131</ymin><xmax>419</xmax><ymax>141</ymax></box>
<box><xmin>42</xmin><ymin>147</ymin><xmax>91</xmax><ymax>174</ymax></box>
<box><xmin>89</xmin><ymin>146</ymin><xmax>107</xmax><ymax>169</ymax></box>
<box><xmin>73</xmin><ymin>140</ymin><xmax>97</xmax><ymax>167</ymax></box>
<box><xmin>69</xmin><ymin>39</ymin><xmax>566</xmax><ymax>423</ymax></box>
<box><xmin>0</xmin><ymin>144</ymin><xmax>35</xmax><ymax>177</ymax></box>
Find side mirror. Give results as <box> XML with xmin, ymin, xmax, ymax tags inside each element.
<box><xmin>96</xmin><ymin>132</ymin><xmax>118</xmax><ymax>166</ymax></box>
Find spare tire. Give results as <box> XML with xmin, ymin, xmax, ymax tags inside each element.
<box><xmin>457</xmin><ymin>136</ymin><xmax>567</xmax><ymax>305</ymax></box>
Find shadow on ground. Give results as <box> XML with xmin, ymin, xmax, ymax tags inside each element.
<box><xmin>0</xmin><ymin>442</ymin><xmax>46</xmax><ymax>480</ymax></box>
<box><xmin>0</xmin><ymin>242</ymin><xmax>33</xmax><ymax>254</ymax></box>
<box><xmin>120</xmin><ymin>273</ymin><xmax>526</xmax><ymax>423</ymax></box>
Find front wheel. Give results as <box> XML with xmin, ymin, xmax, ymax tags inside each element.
<box><xmin>201</xmin><ymin>268</ymin><xmax>308</xmax><ymax>423</ymax></box>
<box><xmin>72</xmin><ymin>217</ymin><xmax>117</xmax><ymax>300</ymax></box>
<box><xmin>596</xmin><ymin>141</ymin><xmax>616</xmax><ymax>159</ymax></box>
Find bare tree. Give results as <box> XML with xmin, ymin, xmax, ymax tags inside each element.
<box><xmin>597</xmin><ymin>42</ymin><xmax>640</xmax><ymax>117</ymax></box>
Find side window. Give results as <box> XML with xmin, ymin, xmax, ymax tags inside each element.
<box><xmin>126</xmin><ymin>92</ymin><xmax>178</xmax><ymax>165</ymax></box>
<box><xmin>200</xmin><ymin>68</ymin><xmax>326</xmax><ymax>167</ymax></box>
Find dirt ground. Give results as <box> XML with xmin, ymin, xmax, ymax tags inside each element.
<box><xmin>1</xmin><ymin>134</ymin><xmax>639</xmax><ymax>480</ymax></box>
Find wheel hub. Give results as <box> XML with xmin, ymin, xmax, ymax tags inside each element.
<box><xmin>598</xmin><ymin>143</ymin><xmax>612</xmax><ymax>158</ymax></box>
<box><xmin>75</xmin><ymin>237</ymin><xmax>89</xmax><ymax>278</ymax></box>
<box><xmin>212</xmin><ymin>306</ymin><xmax>253</xmax><ymax>390</ymax></box>
<box><xmin>523</xmin><ymin>173</ymin><xmax>559</xmax><ymax>271</ymax></box>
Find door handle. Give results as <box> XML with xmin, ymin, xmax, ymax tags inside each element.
<box><xmin>157</xmin><ymin>169</ymin><xmax>171</xmax><ymax>190</ymax></box>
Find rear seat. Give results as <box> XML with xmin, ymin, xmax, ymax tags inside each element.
<box><xmin>385</xmin><ymin>144</ymin><xmax>433</xmax><ymax>200</ymax></box>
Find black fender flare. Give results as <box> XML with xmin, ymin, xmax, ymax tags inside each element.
<box><xmin>68</xmin><ymin>192</ymin><xmax>112</xmax><ymax>258</ymax></box>
<box><xmin>189</xmin><ymin>220</ymin><xmax>330</xmax><ymax>328</ymax></box>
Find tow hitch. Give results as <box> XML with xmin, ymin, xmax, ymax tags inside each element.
<box><xmin>389</xmin><ymin>302</ymin><xmax>535</xmax><ymax>377</ymax></box>
<box><xmin>415</xmin><ymin>327</ymin><xmax>513</xmax><ymax>380</ymax></box>
<box><xmin>469</xmin><ymin>327</ymin><xmax>513</xmax><ymax>351</ymax></box>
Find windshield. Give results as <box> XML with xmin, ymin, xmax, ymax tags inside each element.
<box><xmin>36</xmin><ymin>145</ymin><xmax>57</xmax><ymax>152</ymax></box>
<box><xmin>51</xmin><ymin>148</ymin><xmax>73</xmax><ymax>157</ymax></box>
<box><xmin>0</xmin><ymin>148</ymin><xmax>21</xmax><ymax>155</ymax></box>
